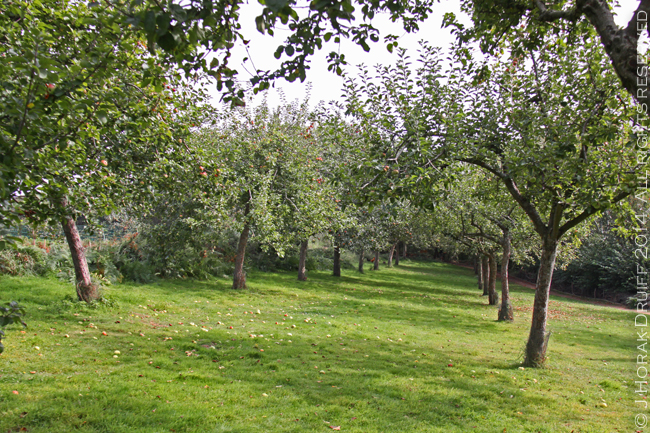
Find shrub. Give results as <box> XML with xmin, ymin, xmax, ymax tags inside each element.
<box><xmin>0</xmin><ymin>301</ymin><xmax>27</xmax><ymax>354</ymax></box>
<box><xmin>0</xmin><ymin>243</ymin><xmax>50</xmax><ymax>276</ymax></box>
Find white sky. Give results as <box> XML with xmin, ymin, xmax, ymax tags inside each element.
<box><xmin>207</xmin><ymin>1</ymin><xmax>643</xmax><ymax>108</ymax></box>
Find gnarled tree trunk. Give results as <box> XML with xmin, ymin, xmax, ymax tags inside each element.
<box><xmin>298</xmin><ymin>240</ymin><xmax>308</xmax><ymax>281</ymax></box>
<box><xmin>233</xmin><ymin>203</ymin><xmax>250</xmax><ymax>290</ymax></box>
<box><xmin>481</xmin><ymin>255</ymin><xmax>489</xmax><ymax>296</ymax></box>
<box><xmin>374</xmin><ymin>250</ymin><xmax>380</xmax><ymax>270</ymax></box>
<box><xmin>387</xmin><ymin>243</ymin><xmax>396</xmax><ymax>267</ymax></box>
<box><xmin>488</xmin><ymin>253</ymin><xmax>499</xmax><ymax>305</ymax></box>
<box><xmin>358</xmin><ymin>248</ymin><xmax>365</xmax><ymax>274</ymax></box>
<box><xmin>62</xmin><ymin>216</ymin><xmax>98</xmax><ymax>303</ymax></box>
<box><xmin>524</xmin><ymin>236</ymin><xmax>558</xmax><ymax>367</ymax></box>
<box><xmin>333</xmin><ymin>245</ymin><xmax>341</xmax><ymax>277</ymax></box>
<box><xmin>498</xmin><ymin>231</ymin><xmax>513</xmax><ymax>322</ymax></box>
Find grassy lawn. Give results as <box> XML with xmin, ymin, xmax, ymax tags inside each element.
<box><xmin>0</xmin><ymin>260</ymin><xmax>634</xmax><ymax>432</ymax></box>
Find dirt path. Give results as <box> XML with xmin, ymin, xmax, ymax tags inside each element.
<box><xmin>451</xmin><ymin>262</ymin><xmax>641</xmax><ymax>314</ymax></box>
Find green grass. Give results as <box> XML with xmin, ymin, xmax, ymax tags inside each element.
<box><xmin>0</xmin><ymin>260</ymin><xmax>635</xmax><ymax>432</ymax></box>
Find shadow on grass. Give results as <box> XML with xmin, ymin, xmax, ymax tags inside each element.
<box><xmin>0</xmin><ymin>260</ymin><xmax>636</xmax><ymax>433</ymax></box>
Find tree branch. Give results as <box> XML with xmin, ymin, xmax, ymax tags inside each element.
<box><xmin>558</xmin><ymin>190</ymin><xmax>632</xmax><ymax>236</ymax></box>
<box><xmin>533</xmin><ymin>0</ymin><xmax>584</xmax><ymax>22</ymax></box>
<box><xmin>626</xmin><ymin>0</ymin><xmax>650</xmax><ymax>40</ymax></box>
<box><xmin>457</xmin><ymin>157</ymin><xmax>547</xmax><ymax>235</ymax></box>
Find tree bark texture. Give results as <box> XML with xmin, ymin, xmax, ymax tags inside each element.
<box><xmin>481</xmin><ymin>255</ymin><xmax>489</xmax><ymax>296</ymax></box>
<box><xmin>333</xmin><ymin>245</ymin><xmax>341</xmax><ymax>277</ymax></box>
<box><xmin>387</xmin><ymin>243</ymin><xmax>396</xmax><ymax>267</ymax></box>
<box><xmin>232</xmin><ymin>204</ymin><xmax>251</xmax><ymax>290</ymax></box>
<box><xmin>374</xmin><ymin>250</ymin><xmax>380</xmax><ymax>270</ymax></box>
<box><xmin>395</xmin><ymin>243</ymin><xmax>400</xmax><ymax>266</ymax></box>
<box><xmin>477</xmin><ymin>255</ymin><xmax>484</xmax><ymax>293</ymax></box>
<box><xmin>524</xmin><ymin>236</ymin><xmax>559</xmax><ymax>367</ymax></box>
<box><xmin>358</xmin><ymin>248</ymin><xmax>365</xmax><ymax>274</ymax></box>
<box><xmin>488</xmin><ymin>253</ymin><xmax>499</xmax><ymax>306</ymax></box>
<box><xmin>498</xmin><ymin>232</ymin><xmax>514</xmax><ymax>322</ymax></box>
<box><xmin>62</xmin><ymin>216</ymin><xmax>98</xmax><ymax>302</ymax></box>
<box><xmin>298</xmin><ymin>240</ymin><xmax>308</xmax><ymax>281</ymax></box>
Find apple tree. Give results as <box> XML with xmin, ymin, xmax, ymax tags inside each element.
<box><xmin>446</xmin><ymin>27</ymin><xmax>641</xmax><ymax>365</ymax></box>
<box><xmin>197</xmin><ymin>100</ymin><xmax>335</xmax><ymax>289</ymax></box>
<box><xmin>1</xmin><ymin>0</ymin><xmax>206</xmax><ymax>301</ymax></box>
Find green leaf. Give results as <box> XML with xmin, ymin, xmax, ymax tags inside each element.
<box><xmin>143</xmin><ymin>11</ymin><xmax>156</xmax><ymax>34</ymax></box>
<box><xmin>96</xmin><ymin>110</ymin><xmax>108</xmax><ymax>125</ymax></box>
<box><xmin>157</xmin><ymin>32</ymin><xmax>178</xmax><ymax>51</ymax></box>
<box><xmin>155</xmin><ymin>13</ymin><xmax>171</xmax><ymax>35</ymax></box>
<box><xmin>266</xmin><ymin>0</ymin><xmax>289</xmax><ymax>13</ymax></box>
<box><xmin>255</xmin><ymin>15</ymin><xmax>266</xmax><ymax>34</ymax></box>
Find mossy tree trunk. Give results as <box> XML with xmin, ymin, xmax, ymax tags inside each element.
<box><xmin>524</xmin><ymin>236</ymin><xmax>558</xmax><ymax>366</ymax></box>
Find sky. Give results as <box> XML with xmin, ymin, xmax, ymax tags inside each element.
<box><xmin>208</xmin><ymin>1</ymin><xmax>645</xmax><ymax>108</ymax></box>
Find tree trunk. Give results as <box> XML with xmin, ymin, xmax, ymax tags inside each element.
<box><xmin>358</xmin><ymin>248</ymin><xmax>365</xmax><ymax>274</ymax></box>
<box><xmin>477</xmin><ymin>255</ymin><xmax>484</xmax><ymax>293</ymax></box>
<box><xmin>62</xmin><ymin>216</ymin><xmax>98</xmax><ymax>303</ymax></box>
<box><xmin>373</xmin><ymin>250</ymin><xmax>379</xmax><ymax>270</ymax></box>
<box><xmin>387</xmin><ymin>243</ymin><xmax>396</xmax><ymax>267</ymax></box>
<box><xmin>498</xmin><ymin>232</ymin><xmax>513</xmax><ymax>322</ymax></box>
<box><xmin>403</xmin><ymin>244</ymin><xmax>407</xmax><ymax>258</ymax></box>
<box><xmin>488</xmin><ymin>253</ymin><xmax>499</xmax><ymax>305</ymax></box>
<box><xmin>298</xmin><ymin>240</ymin><xmax>308</xmax><ymax>281</ymax></box>
<box><xmin>395</xmin><ymin>243</ymin><xmax>400</xmax><ymax>266</ymax></box>
<box><xmin>524</xmin><ymin>236</ymin><xmax>559</xmax><ymax>367</ymax></box>
<box><xmin>481</xmin><ymin>255</ymin><xmax>489</xmax><ymax>296</ymax></box>
<box><xmin>233</xmin><ymin>204</ymin><xmax>250</xmax><ymax>290</ymax></box>
<box><xmin>333</xmin><ymin>245</ymin><xmax>341</xmax><ymax>277</ymax></box>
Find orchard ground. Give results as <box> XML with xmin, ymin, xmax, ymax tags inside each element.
<box><xmin>0</xmin><ymin>261</ymin><xmax>632</xmax><ymax>432</ymax></box>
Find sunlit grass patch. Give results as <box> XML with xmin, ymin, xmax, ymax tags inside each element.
<box><xmin>0</xmin><ymin>261</ymin><xmax>634</xmax><ymax>432</ymax></box>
